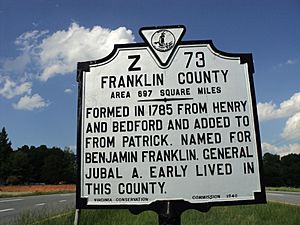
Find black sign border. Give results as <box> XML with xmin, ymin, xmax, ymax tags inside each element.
<box><xmin>76</xmin><ymin>30</ymin><xmax>266</xmax><ymax>214</ymax></box>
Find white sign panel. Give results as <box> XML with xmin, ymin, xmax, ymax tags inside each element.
<box><xmin>77</xmin><ymin>25</ymin><xmax>265</xmax><ymax>208</ymax></box>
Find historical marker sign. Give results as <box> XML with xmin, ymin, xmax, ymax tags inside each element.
<box><xmin>76</xmin><ymin>25</ymin><xmax>266</xmax><ymax>210</ymax></box>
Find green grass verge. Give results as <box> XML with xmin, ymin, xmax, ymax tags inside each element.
<box><xmin>266</xmin><ymin>187</ymin><xmax>300</xmax><ymax>193</ymax></box>
<box><xmin>11</xmin><ymin>202</ymin><xmax>300</xmax><ymax>225</ymax></box>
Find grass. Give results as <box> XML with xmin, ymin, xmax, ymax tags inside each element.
<box><xmin>9</xmin><ymin>202</ymin><xmax>300</xmax><ymax>225</ymax></box>
<box><xmin>182</xmin><ymin>203</ymin><xmax>300</xmax><ymax>225</ymax></box>
<box><xmin>13</xmin><ymin>210</ymin><xmax>74</xmax><ymax>225</ymax></box>
<box><xmin>5</xmin><ymin>204</ymin><xmax>74</xmax><ymax>225</ymax></box>
<box><xmin>266</xmin><ymin>187</ymin><xmax>300</xmax><ymax>193</ymax></box>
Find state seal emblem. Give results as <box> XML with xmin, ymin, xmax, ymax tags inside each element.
<box><xmin>151</xmin><ymin>30</ymin><xmax>175</xmax><ymax>52</ymax></box>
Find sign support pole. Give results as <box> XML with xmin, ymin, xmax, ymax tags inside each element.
<box><xmin>74</xmin><ymin>209</ymin><xmax>81</xmax><ymax>225</ymax></box>
<box><xmin>158</xmin><ymin>201</ymin><xmax>181</xmax><ymax>225</ymax></box>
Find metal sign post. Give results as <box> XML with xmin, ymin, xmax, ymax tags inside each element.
<box><xmin>73</xmin><ymin>209</ymin><xmax>81</xmax><ymax>225</ymax></box>
<box><xmin>158</xmin><ymin>201</ymin><xmax>180</xmax><ymax>225</ymax></box>
<box><xmin>75</xmin><ymin>25</ymin><xmax>266</xmax><ymax>224</ymax></box>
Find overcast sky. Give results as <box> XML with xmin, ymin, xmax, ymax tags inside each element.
<box><xmin>0</xmin><ymin>0</ymin><xmax>299</xmax><ymax>156</ymax></box>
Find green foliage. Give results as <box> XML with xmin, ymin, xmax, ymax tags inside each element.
<box><xmin>181</xmin><ymin>203</ymin><xmax>300</xmax><ymax>225</ymax></box>
<box><xmin>0</xmin><ymin>127</ymin><xmax>13</xmax><ymax>182</ymax></box>
<box><xmin>281</xmin><ymin>154</ymin><xmax>300</xmax><ymax>186</ymax></box>
<box><xmin>0</xmin><ymin>127</ymin><xmax>76</xmax><ymax>184</ymax></box>
<box><xmin>263</xmin><ymin>153</ymin><xmax>283</xmax><ymax>186</ymax></box>
<box><xmin>263</xmin><ymin>152</ymin><xmax>300</xmax><ymax>187</ymax></box>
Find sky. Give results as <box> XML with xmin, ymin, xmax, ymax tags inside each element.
<box><xmin>0</xmin><ymin>0</ymin><xmax>299</xmax><ymax>156</ymax></box>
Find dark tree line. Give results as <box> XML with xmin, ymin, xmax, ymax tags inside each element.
<box><xmin>263</xmin><ymin>152</ymin><xmax>300</xmax><ymax>187</ymax></box>
<box><xmin>0</xmin><ymin>127</ymin><xmax>76</xmax><ymax>185</ymax></box>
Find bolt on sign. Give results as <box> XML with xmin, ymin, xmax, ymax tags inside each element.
<box><xmin>76</xmin><ymin>25</ymin><xmax>266</xmax><ymax>212</ymax></box>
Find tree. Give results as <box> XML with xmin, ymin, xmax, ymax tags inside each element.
<box><xmin>0</xmin><ymin>130</ymin><xmax>77</xmax><ymax>184</ymax></box>
<box><xmin>0</xmin><ymin>127</ymin><xmax>13</xmax><ymax>182</ymax></box>
<box><xmin>263</xmin><ymin>153</ymin><xmax>283</xmax><ymax>187</ymax></box>
<box><xmin>41</xmin><ymin>147</ymin><xmax>65</xmax><ymax>184</ymax></box>
<box><xmin>28</xmin><ymin>145</ymin><xmax>48</xmax><ymax>182</ymax></box>
<box><xmin>281</xmin><ymin>154</ymin><xmax>300</xmax><ymax>187</ymax></box>
<box><xmin>9</xmin><ymin>148</ymin><xmax>31</xmax><ymax>183</ymax></box>
<box><xmin>62</xmin><ymin>147</ymin><xmax>77</xmax><ymax>183</ymax></box>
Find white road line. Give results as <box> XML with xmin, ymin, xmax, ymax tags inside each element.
<box><xmin>60</xmin><ymin>193</ymin><xmax>74</xmax><ymax>196</ymax></box>
<box><xmin>59</xmin><ymin>200</ymin><xmax>67</xmax><ymax>203</ymax></box>
<box><xmin>35</xmin><ymin>203</ymin><xmax>46</xmax><ymax>206</ymax></box>
<box><xmin>268</xmin><ymin>193</ymin><xmax>285</xmax><ymax>197</ymax></box>
<box><xmin>0</xmin><ymin>208</ymin><xmax>15</xmax><ymax>213</ymax></box>
<box><xmin>0</xmin><ymin>199</ymin><xmax>23</xmax><ymax>203</ymax></box>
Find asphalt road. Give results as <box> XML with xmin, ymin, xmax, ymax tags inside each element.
<box><xmin>266</xmin><ymin>191</ymin><xmax>300</xmax><ymax>205</ymax></box>
<box><xmin>0</xmin><ymin>193</ymin><xmax>75</xmax><ymax>224</ymax></box>
<box><xmin>1</xmin><ymin>191</ymin><xmax>299</xmax><ymax>224</ymax></box>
